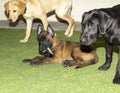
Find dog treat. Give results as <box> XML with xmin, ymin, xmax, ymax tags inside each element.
<box><xmin>47</xmin><ymin>47</ymin><xmax>53</xmax><ymax>54</ymax></box>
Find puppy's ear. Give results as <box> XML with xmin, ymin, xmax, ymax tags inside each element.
<box><xmin>18</xmin><ymin>0</ymin><xmax>26</xmax><ymax>14</ymax></box>
<box><xmin>47</xmin><ymin>25</ymin><xmax>54</xmax><ymax>37</ymax></box>
<box><xmin>4</xmin><ymin>1</ymin><xmax>9</xmax><ymax>14</ymax></box>
<box><xmin>37</xmin><ymin>24</ymin><xmax>44</xmax><ymax>35</ymax></box>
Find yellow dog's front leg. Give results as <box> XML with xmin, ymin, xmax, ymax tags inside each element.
<box><xmin>20</xmin><ymin>18</ymin><xmax>33</xmax><ymax>43</ymax></box>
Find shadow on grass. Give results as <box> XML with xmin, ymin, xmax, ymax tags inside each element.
<box><xmin>91</xmin><ymin>37</ymin><xmax>118</xmax><ymax>55</ymax></box>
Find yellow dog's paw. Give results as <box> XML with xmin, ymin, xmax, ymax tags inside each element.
<box><xmin>20</xmin><ymin>39</ymin><xmax>28</xmax><ymax>43</ymax></box>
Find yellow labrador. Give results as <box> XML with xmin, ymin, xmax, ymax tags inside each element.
<box><xmin>4</xmin><ymin>0</ymin><xmax>75</xmax><ymax>43</ymax></box>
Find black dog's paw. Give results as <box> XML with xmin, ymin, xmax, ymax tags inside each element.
<box><xmin>62</xmin><ymin>60</ymin><xmax>70</xmax><ymax>67</ymax></box>
<box><xmin>113</xmin><ymin>74</ymin><xmax>120</xmax><ymax>84</ymax></box>
<box><xmin>22</xmin><ymin>59</ymin><xmax>32</xmax><ymax>63</ymax></box>
<box><xmin>113</xmin><ymin>77</ymin><xmax>120</xmax><ymax>84</ymax></box>
<box><xmin>98</xmin><ymin>64</ymin><xmax>110</xmax><ymax>70</ymax></box>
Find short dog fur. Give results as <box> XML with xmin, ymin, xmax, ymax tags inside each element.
<box><xmin>80</xmin><ymin>4</ymin><xmax>120</xmax><ymax>84</ymax></box>
<box><xmin>23</xmin><ymin>24</ymin><xmax>98</xmax><ymax>68</ymax></box>
<box><xmin>4</xmin><ymin>0</ymin><xmax>74</xmax><ymax>43</ymax></box>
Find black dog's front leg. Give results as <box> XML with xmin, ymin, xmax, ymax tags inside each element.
<box><xmin>98</xmin><ymin>42</ymin><xmax>113</xmax><ymax>70</ymax></box>
<box><xmin>113</xmin><ymin>47</ymin><xmax>120</xmax><ymax>84</ymax></box>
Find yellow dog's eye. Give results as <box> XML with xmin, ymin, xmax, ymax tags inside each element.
<box><xmin>13</xmin><ymin>10</ymin><xmax>17</xmax><ymax>13</ymax></box>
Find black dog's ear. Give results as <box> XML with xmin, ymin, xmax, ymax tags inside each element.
<box><xmin>47</xmin><ymin>24</ymin><xmax>54</xmax><ymax>37</ymax></box>
<box><xmin>37</xmin><ymin>24</ymin><xmax>44</xmax><ymax>35</ymax></box>
<box><xmin>98</xmin><ymin>11</ymin><xmax>113</xmax><ymax>35</ymax></box>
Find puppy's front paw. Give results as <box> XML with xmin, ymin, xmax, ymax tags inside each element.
<box><xmin>30</xmin><ymin>61</ymin><xmax>41</xmax><ymax>66</ymax></box>
<box><xmin>62</xmin><ymin>60</ymin><xmax>70</xmax><ymax>67</ymax></box>
<box><xmin>22</xmin><ymin>59</ymin><xmax>32</xmax><ymax>63</ymax></box>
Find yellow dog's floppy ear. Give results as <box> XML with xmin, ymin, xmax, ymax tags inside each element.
<box><xmin>4</xmin><ymin>1</ymin><xmax>9</xmax><ymax>12</ymax></box>
<box><xmin>18</xmin><ymin>0</ymin><xmax>26</xmax><ymax>14</ymax></box>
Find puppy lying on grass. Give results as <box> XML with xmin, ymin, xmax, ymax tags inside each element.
<box><xmin>23</xmin><ymin>24</ymin><xmax>98</xmax><ymax>68</ymax></box>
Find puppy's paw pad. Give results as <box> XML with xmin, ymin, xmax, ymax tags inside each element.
<box><xmin>30</xmin><ymin>62</ymin><xmax>38</xmax><ymax>66</ymax></box>
<box><xmin>22</xmin><ymin>59</ymin><xmax>31</xmax><ymax>63</ymax></box>
<box><xmin>62</xmin><ymin>60</ymin><xmax>70</xmax><ymax>67</ymax></box>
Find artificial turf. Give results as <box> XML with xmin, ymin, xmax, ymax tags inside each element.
<box><xmin>0</xmin><ymin>28</ymin><xmax>119</xmax><ymax>93</ymax></box>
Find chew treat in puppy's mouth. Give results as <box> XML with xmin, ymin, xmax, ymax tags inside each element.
<box><xmin>47</xmin><ymin>47</ymin><xmax>53</xmax><ymax>54</ymax></box>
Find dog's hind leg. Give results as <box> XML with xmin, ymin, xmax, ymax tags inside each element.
<box><xmin>55</xmin><ymin>3</ymin><xmax>74</xmax><ymax>37</ymax></box>
<box><xmin>62</xmin><ymin>58</ymin><xmax>97</xmax><ymax>69</ymax></box>
<box><xmin>20</xmin><ymin>18</ymin><xmax>33</xmax><ymax>43</ymax></box>
<box><xmin>75</xmin><ymin>59</ymin><xmax>98</xmax><ymax>69</ymax></box>
<box><xmin>56</xmin><ymin>14</ymin><xmax>74</xmax><ymax>37</ymax></box>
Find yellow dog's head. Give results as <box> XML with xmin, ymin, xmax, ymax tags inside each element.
<box><xmin>4</xmin><ymin>0</ymin><xmax>26</xmax><ymax>22</ymax></box>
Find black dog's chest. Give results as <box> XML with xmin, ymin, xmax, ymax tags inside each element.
<box><xmin>105</xmin><ymin>31</ymin><xmax>120</xmax><ymax>45</ymax></box>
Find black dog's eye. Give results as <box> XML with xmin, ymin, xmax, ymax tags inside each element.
<box><xmin>93</xmin><ymin>13</ymin><xmax>99</xmax><ymax>18</ymax></box>
<box><xmin>88</xmin><ymin>23</ymin><xmax>94</xmax><ymax>29</ymax></box>
<box><xmin>89</xmin><ymin>24</ymin><xmax>94</xmax><ymax>28</ymax></box>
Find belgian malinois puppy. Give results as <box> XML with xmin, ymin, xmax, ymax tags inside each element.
<box><xmin>23</xmin><ymin>24</ymin><xmax>98</xmax><ymax>68</ymax></box>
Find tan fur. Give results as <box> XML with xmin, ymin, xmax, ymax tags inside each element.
<box><xmin>4</xmin><ymin>0</ymin><xmax>75</xmax><ymax>42</ymax></box>
<box><xmin>23</xmin><ymin>35</ymin><xmax>98</xmax><ymax>68</ymax></box>
<box><xmin>50</xmin><ymin>37</ymin><xmax>98</xmax><ymax>64</ymax></box>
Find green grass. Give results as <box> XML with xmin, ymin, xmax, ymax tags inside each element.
<box><xmin>0</xmin><ymin>28</ymin><xmax>119</xmax><ymax>93</ymax></box>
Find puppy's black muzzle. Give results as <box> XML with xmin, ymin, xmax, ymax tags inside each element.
<box><xmin>39</xmin><ymin>51</ymin><xmax>53</xmax><ymax>57</ymax></box>
<box><xmin>39</xmin><ymin>48</ymin><xmax>53</xmax><ymax>57</ymax></box>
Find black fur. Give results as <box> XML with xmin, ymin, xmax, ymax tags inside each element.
<box><xmin>37</xmin><ymin>24</ymin><xmax>54</xmax><ymax>57</ymax></box>
<box><xmin>80</xmin><ymin>4</ymin><xmax>120</xmax><ymax>84</ymax></box>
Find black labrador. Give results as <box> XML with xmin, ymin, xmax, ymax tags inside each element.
<box><xmin>80</xmin><ymin>4</ymin><xmax>120</xmax><ymax>84</ymax></box>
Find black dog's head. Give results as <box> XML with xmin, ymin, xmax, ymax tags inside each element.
<box><xmin>37</xmin><ymin>24</ymin><xmax>55</xmax><ymax>57</ymax></box>
<box><xmin>80</xmin><ymin>9</ymin><xmax>113</xmax><ymax>45</ymax></box>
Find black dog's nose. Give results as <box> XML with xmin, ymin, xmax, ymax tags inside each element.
<box><xmin>80</xmin><ymin>38</ymin><xmax>86</xmax><ymax>43</ymax></box>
